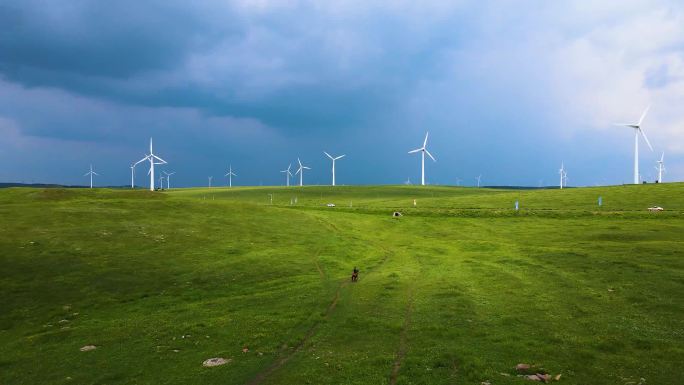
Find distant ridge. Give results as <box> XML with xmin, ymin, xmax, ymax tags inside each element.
<box><xmin>482</xmin><ymin>185</ymin><xmax>569</xmax><ymax>190</ymax></box>
<box><xmin>0</xmin><ymin>183</ymin><xmax>135</xmax><ymax>189</ymax></box>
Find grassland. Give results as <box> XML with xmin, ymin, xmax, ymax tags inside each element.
<box><xmin>1</xmin><ymin>184</ymin><xmax>683</xmax><ymax>384</ymax></box>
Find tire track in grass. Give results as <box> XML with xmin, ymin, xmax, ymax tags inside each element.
<box><xmin>389</xmin><ymin>285</ymin><xmax>415</xmax><ymax>385</ymax></box>
<box><xmin>246</xmin><ymin>247</ymin><xmax>392</xmax><ymax>385</ymax></box>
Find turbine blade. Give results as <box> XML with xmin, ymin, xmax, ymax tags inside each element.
<box><xmin>638</xmin><ymin>105</ymin><xmax>651</xmax><ymax>126</ymax></box>
<box><xmin>639</xmin><ymin>128</ymin><xmax>653</xmax><ymax>151</ymax></box>
<box><xmin>425</xmin><ymin>149</ymin><xmax>436</xmax><ymax>162</ymax></box>
<box><xmin>93</xmin><ymin>172</ymin><xmax>99</xmax><ymax>176</ymax></box>
<box><xmin>324</xmin><ymin>151</ymin><xmax>332</xmax><ymax>159</ymax></box>
<box><xmin>423</xmin><ymin>132</ymin><xmax>429</xmax><ymax>147</ymax></box>
<box><xmin>153</xmin><ymin>155</ymin><xmax>167</xmax><ymax>164</ymax></box>
<box><xmin>408</xmin><ymin>148</ymin><xmax>423</xmax><ymax>154</ymax></box>
<box><xmin>134</xmin><ymin>155</ymin><xmax>149</xmax><ymax>165</ymax></box>
<box><xmin>298</xmin><ymin>158</ymin><xmax>302</xmax><ymax>167</ymax></box>
<box><xmin>335</xmin><ymin>154</ymin><xmax>346</xmax><ymax>160</ymax></box>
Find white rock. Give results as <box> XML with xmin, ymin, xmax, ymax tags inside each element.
<box><xmin>80</xmin><ymin>345</ymin><xmax>97</xmax><ymax>352</ymax></box>
<box><xmin>203</xmin><ymin>357</ymin><xmax>231</xmax><ymax>367</ymax></box>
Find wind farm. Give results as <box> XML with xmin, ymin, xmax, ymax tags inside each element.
<box><xmin>1</xmin><ymin>3</ymin><xmax>683</xmax><ymax>385</ymax></box>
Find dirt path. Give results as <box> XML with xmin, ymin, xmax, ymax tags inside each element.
<box><xmin>246</xmin><ymin>248</ymin><xmax>391</xmax><ymax>385</ymax></box>
<box><xmin>246</xmin><ymin>277</ymin><xmax>349</xmax><ymax>385</ymax></box>
<box><xmin>389</xmin><ymin>286</ymin><xmax>415</xmax><ymax>385</ymax></box>
<box><xmin>314</xmin><ymin>258</ymin><xmax>325</xmax><ymax>280</ymax></box>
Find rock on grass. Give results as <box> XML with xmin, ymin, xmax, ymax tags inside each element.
<box><xmin>80</xmin><ymin>345</ymin><xmax>96</xmax><ymax>352</ymax></box>
<box><xmin>203</xmin><ymin>358</ymin><xmax>231</xmax><ymax>367</ymax></box>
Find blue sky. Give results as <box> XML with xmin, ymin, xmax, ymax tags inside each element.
<box><xmin>1</xmin><ymin>1</ymin><xmax>683</xmax><ymax>187</ymax></box>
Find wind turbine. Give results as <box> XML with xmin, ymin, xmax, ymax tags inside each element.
<box><xmin>224</xmin><ymin>165</ymin><xmax>237</xmax><ymax>188</ymax></box>
<box><xmin>163</xmin><ymin>171</ymin><xmax>175</xmax><ymax>189</ymax></box>
<box><xmin>84</xmin><ymin>164</ymin><xmax>99</xmax><ymax>188</ymax></box>
<box><xmin>134</xmin><ymin>138</ymin><xmax>167</xmax><ymax>191</ymax></box>
<box><xmin>323</xmin><ymin>152</ymin><xmax>345</xmax><ymax>186</ymax></box>
<box><xmin>208</xmin><ymin>176</ymin><xmax>213</xmax><ymax>188</ymax></box>
<box><xmin>656</xmin><ymin>152</ymin><xmax>665</xmax><ymax>183</ymax></box>
<box><xmin>295</xmin><ymin>158</ymin><xmax>311</xmax><ymax>186</ymax></box>
<box><xmin>476</xmin><ymin>174</ymin><xmax>482</xmax><ymax>188</ymax></box>
<box><xmin>408</xmin><ymin>132</ymin><xmax>436</xmax><ymax>186</ymax></box>
<box><xmin>158</xmin><ymin>175</ymin><xmax>165</xmax><ymax>190</ymax></box>
<box><xmin>615</xmin><ymin>106</ymin><xmax>654</xmax><ymax>184</ymax></box>
<box><xmin>405</xmin><ymin>177</ymin><xmax>412</xmax><ymax>185</ymax></box>
<box><xmin>559</xmin><ymin>162</ymin><xmax>565</xmax><ymax>189</ymax></box>
<box><xmin>280</xmin><ymin>164</ymin><xmax>293</xmax><ymax>187</ymax></box>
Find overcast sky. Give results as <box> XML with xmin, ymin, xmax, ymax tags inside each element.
<box><xmin>1</xmin><ymin>0</ymin><xmax>683</xmax><ymax>187</ymax></box>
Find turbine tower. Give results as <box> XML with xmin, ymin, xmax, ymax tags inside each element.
<box><xmin>224</xmin><ymin>165</ymin><xmax>237</xmax><ymax>188</ymax></box>
<box><xmin>163</xmin><ymin>171</ymin><xmax>175</xmax><ymax>189</ymax></box>
<box><xmin>280</xmin><ymin>164</ymin><xmax>293</xmax><ymax>186</ymax></box>
<box><xmin>324</xmin><ymin>152</ymin><xmax>345</xmax><ymax>186</ymax></box>
<box><xmin>134</xmin><ymin>138</ymin><xmax>167</xmax><ymax>191</ymax></box>
<box><xmin>559</xmin><ymin>162</ymin><xmax>566</xmax><ymax>189</ymax></box>
<box><xmin>84</xmin><ymin>164</ymin><xmax>99</xmax><ymax>188</ymax></box>
<box><xmin>615</xmin><ymin>106</ymin><xmax>654</xmax><ymax>184</ymax></box>
<box><xmin>208</xmin><ymin>176</ymin><xmax>213</xmax><ymax>188</ymax></box>
<box><xmin>295</xmin><ymin>158</ymin><xmax>311</xmax><ymax>186</ymax></box>
<box><xmin>476</xmin><ymin>174</ymin><xmax>482</xmax><ymax>188</ymax></box>
<box><xmin>408</xmin><ymin>132</ymin><xmax>436</xmax><ymax>186</ymax></box>
<box><xmin>130</xmin><ymin>164</ymin><xmax>135</xmax><ymax>189</ymax></box>
<box><xmin>656</xmin><ymin>152</ymin><xmax>665</xmax><ymax>183</ymax></box>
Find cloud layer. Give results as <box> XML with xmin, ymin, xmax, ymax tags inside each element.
<box><xmin>1</xmin><ymin>0</ymin><xmax>682</xmax><ymax>186</ymax></box>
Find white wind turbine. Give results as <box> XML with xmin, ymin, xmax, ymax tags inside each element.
<box><xmin>656</xmin><ymin>152</ymin><xmax>665</xmax><ymax>183</ymax></box>
<box><xmin>408</xmin><ymin>132</ymin><xmax>436</xmax><ymax>186</ymax></box>
<box><xmin>158</xmin><ymin>175</ymin><xmax>165</xmax><ymax>190</ymax></box>
<box><xmin>295</xmin><ymin>158</ymin><xmax>311</xmax><ymax>186</ymax></box>
<box><xmin>84</xmin><ymin>164</ymin><xmax>99</xmax><ymax>188</ymax></box>
<box><xmin>280</xmin><ymin>164</ymin><xmax>293</xmax><ymax>187</ymax></box>
<box><xmin>163</xmin><ymin>171</ymin><xmax>175</xmax><ymax>189</ymax></box>
<box><xmin>476</xmin><ymin>174</ymin><xmax>482</xmax><ymax>188</ymax></box>
<box><xmin>224</xmin><ymin>165</ymin><xmax>237</xmax><ymax>188</ymax></box>
<box><xmin>134</xmin><ymin>138</ymin><xmax>167</xmax><ymax>191</ymax></box>
<box><xmin>208</xmin><ymin>176</ymin><xmax>213</xmax><ymax>188</ymax></box>
<box><xmin>323</xmin><ymin>152</ymin><xmax>345</xmax><ymax>186</ymax></box>
<box><xmin>559</xmin><ymin>162</ymin><xmax>566</xmax><ymax>189</ymax></box>
<box><xmin>615</xmin><ymin>106</ymin><xmax>654</xmax><ymax>184</ymax></box>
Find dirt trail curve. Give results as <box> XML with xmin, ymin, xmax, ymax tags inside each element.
<box><xmin>246</xmin><ymin>248</ymin><xmax>392</xmax><ymax>385</ymax></box>
<box><xmin>389</xmin><ymin>286</ymin><xmax>415</xmax><ymax>385</ymax></box>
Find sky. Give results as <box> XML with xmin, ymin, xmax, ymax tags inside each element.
<box><xmin>1</xmin><ymin>0</ymin><xmax>683</xmax><ymax>187</ymax></box>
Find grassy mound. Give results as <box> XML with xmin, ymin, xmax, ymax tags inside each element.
<box><xmin>1</xmin><ymin>184</ymin><xmax>682</xmax><ymax>384</ymax></box>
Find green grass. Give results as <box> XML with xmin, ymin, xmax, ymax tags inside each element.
<box><xmin>0</xmin><ymin>184</ymin><xmax>682</xmax><ymax>384</ymax></box>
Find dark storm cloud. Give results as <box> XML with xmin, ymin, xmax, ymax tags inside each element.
<box><xmin>0</xmin><ymin>1</ymin><xmax>223</xmax><ymax>78</ymax></box>
<box><xmin>0</xmin><ymin>1</ymin><xmax>465</xmax><ymax>133</ymax></box>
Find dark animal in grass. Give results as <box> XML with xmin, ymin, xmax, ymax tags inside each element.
<box><xmin>351</xmin><ymin>267</ymin><xmax>359</xmax><ymax>282</ymax></box>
